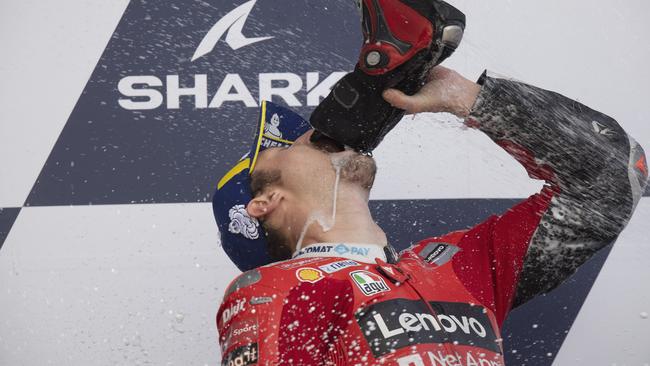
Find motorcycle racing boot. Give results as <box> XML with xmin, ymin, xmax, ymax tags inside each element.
<box><xmin>310</xmin><ymin>0</ymin><xmax>465</xmax><ymax>152</ymax></box>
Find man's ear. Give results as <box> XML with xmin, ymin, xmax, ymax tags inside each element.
<box><xmin>246</xmin><ymin>190</ymin><xmax>282</xmax><ymax>219</ymax></box>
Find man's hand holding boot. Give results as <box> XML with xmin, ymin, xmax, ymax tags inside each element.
<box><xmin>383</xmin><ymin>66</ymin><xmax>481</xmax><ymax>118</ymax></box>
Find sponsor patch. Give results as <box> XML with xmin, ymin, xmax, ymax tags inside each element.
<box><xmin>261</xmin><ymin>138</ymin><xmax>290</xmax><ymax>149</ymax></box>
<box><xmin>295</xmin><ymin>244</ymin><xmax>334</xmax><ymax>256</ymax></box>
<box><xmin>264</xmin><ymin>113</ymin><xmax>283</xmax><ymax>138</ymax></box>
<box><xmin>221</xmin><ymin>298</ymin><xmax>246</xmax><ymax>327</ymax></box>
<box><xmin>333</xmin><ymin>243</ymin><xmax>370</xmax><ymax>256</ymax></box>
<box><xmin>350</xmin><ymin>270</ymin><xmax>390</xmax><ymax>296</ymax></box>
<box><xmin>296</xmin><ymin>268</ymin><xmax>323</xmax><ymax>283</ymax></box>
<box><xmin>249</xmin><ymin>296</ymin><xmax>273</xmax><ymax>305</ymax></box>
<box><xmin>231</xmin><ymin>320</ymin><xmax>258</xmax><ymax>339</ymax></box>
<box><xmin>224</xmin><ymin>269</ymin><xmax>261</xmax><ymax>297</ymax></box>
<box><xmin>397</xmin><ymin>350</ymin><xmax>503</xmax><ymax>366</ymax></box>
<box><xmin>277</xmin><ymin>257</ymin><xmax>326</xmax><ymax>270</ymax></box>
<box><xmin>355</xmin><ymin>299</ymin><xmax>500</xmax><ymax>357</ymax></box>
<box><xmin>221</xmin><ymin>343</ymin><xmax>258</xmax><ymax>366</ymax></box>
<box><xmin>418</xmin><ymin>243</ymin><xmax>460</xmax><ymax>266</ymax></box>
<box><xmin>221</xmin><ymin>318</ymin><xmax>258</xmax><ymax>354</ymax></box>
<box><xmin>318</xmin><ymin>259</ymin><xmax>359</xmax><ymax>274</ymax></box>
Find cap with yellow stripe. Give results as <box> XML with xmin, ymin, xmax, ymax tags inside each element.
<box><xmin>212</xmin><ymin>101</ymin><xmax>312</xmax><ymax>271</ymax></box>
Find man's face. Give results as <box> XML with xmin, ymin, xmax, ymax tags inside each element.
<box><xmin>249</xmin><ymin>130</ymin><xmax>377</xmax><ymax>259</ymax></box>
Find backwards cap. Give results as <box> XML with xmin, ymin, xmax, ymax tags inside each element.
<box><xmin>212</xmin><ymin>101</ymin><xmax>312</xmax><ymax>271</ymax></box>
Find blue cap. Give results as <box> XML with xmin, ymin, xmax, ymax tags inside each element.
<box><xmin>212</xmin><ymin>101</ymin><xmax>312</xmax><ymax>271</ymax></box>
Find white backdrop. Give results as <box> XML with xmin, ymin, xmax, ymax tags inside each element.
<box><xmin>1</xmin><ymin>0</ymin><xmax>649</xmax><ymax>365</ymax></box>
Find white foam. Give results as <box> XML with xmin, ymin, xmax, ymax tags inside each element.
<box><xmin>293</xmin><ymin>153</ymin><xmax>348</xmax><ymax>253</ymax></box>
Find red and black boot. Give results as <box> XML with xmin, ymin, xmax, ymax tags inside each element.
<box><xmin>310</xmin><ymin>0</ymin><xmax>465</xmax><ymax>152</ymax></box>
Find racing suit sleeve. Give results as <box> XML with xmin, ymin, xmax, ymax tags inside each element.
<box><xmin>415</xmin><ymin>71</ymin><xmax>648</xmax><ymax>326</ymax></box>
<box><xmin>217</xmin><ymin>269</ymin><xmax>354</xmax><ymax>365</ymax></box>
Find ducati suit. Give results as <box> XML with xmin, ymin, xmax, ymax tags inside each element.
<box><xmin>217</xmin><ymin>72</ymin><xmax>648</xmax><ymax>365</ymax></box>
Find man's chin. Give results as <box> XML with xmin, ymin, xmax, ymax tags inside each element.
<box><xmin>340</xmin><ymin>153</ymin><xmax>377</xmax><ymax>190</ymax></box>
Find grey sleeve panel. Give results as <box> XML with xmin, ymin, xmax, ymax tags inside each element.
<box><xmin>468</xmin><ymin>71</ymin><xmax>648</xmax><ymax>306</ymax></box>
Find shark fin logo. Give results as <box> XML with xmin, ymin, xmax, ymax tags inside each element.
<box><xmin>192</xmin><ymin>0</ymin><xmax>273</xmax><ymax>61</ymax></box>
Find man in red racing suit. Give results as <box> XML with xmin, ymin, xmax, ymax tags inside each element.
<box><xmin>213</xmin><ymin>0</ymin><xmax>648</xmax><ymax>364</ymax></box>
<box><xmin>216</xmin><ymin>68</ymin><xmax>648</xmax><ymax>365</ymax></box>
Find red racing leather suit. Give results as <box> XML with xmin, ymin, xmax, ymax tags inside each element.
<box><xmin>217</xmin><ymin>72</ymin><xmax>648</xmax><ymax>365</ymax></box>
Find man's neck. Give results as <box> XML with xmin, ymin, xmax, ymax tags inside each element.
<box><xmin>291</xmin><ymin>186</ymin><xmax>387</xmax><ymax>253</ymax></box>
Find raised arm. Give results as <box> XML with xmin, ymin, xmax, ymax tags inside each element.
<box><xmin>386</xmin><ymin>67</ymin><xmax>648</xmax><ymax>319</ymax></box>
<box><xmin>464</xmin><ymin>70</ymin><xmax>646</xmax><ymax>305</ymax></box>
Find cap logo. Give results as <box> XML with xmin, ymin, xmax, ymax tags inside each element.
<box><xmin>264</xmin><ymin>113</ymin><xmax>283</xmax><ymax>139</ymax></box>
<box><xmin>228</xmin><ymin>204</ymin><xmax>260</xmax><ymax>240</ymax></box>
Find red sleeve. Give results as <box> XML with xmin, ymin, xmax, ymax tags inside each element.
<box><xmin>218</xmin><ymin>279</ymin><xmax>281</xmax><ymax>365</ymax></box>
<box><xmin>411</xmin><ymin>187</ymin><xmax>553</xmax><ymax>327</ymax></box>
<box><xmin>465</xmin><ymin>71</ymin><xmax>646</xmax><ymax>312</ymax></box>
<box><xmin>460</xmin><ymin>188</ymin><xmax>554</xmax><ymax>326</ymax></box>
<box><xmin>413</xmin><ymin>71</ymin><xmax>647</xmax><ymax>326</ymax></box>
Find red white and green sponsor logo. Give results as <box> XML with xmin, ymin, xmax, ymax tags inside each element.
<box><xmin>350</xmin><ymin>270</ymin><xmax>390</xmax><ymax>296</ymax></box>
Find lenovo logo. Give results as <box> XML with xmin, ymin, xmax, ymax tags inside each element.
<box><xmin>373</xmin><ymin>311</ymin><xmax>487</xmax><ymax>339</ymax></box>
<box><xmin>221</xmin><ymin>298</ymin><xmax>246</xmax><ymax>326</ymax></box>
<box><xmin>356</xmin><ymin>299</ymin><xmax>501</xmax><ymax>357</ymax></box>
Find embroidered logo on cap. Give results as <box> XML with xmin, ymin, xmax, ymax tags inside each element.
<box><xmin>264</xmin><ymin>113</ymin><xmax>283</xmax><ymax>138</ymax></box>
<box><xmin>228</xmin><ymin>204</ymin><xmax>260</xmax><ymax>240</ymax></box>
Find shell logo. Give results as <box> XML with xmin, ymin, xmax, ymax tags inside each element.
<box><xmin>295</xmin><ymin>268</ymin><xmax>323</xmax><ymax>283</ymax></box>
